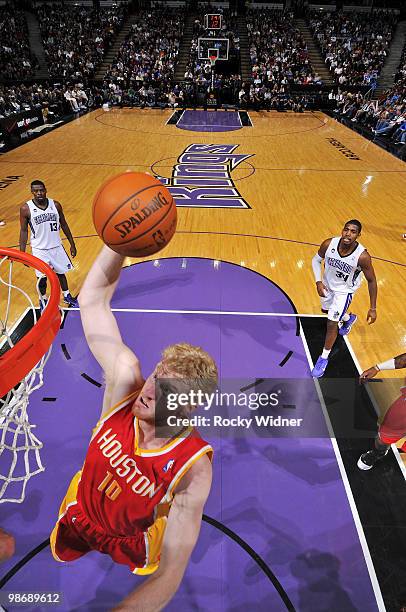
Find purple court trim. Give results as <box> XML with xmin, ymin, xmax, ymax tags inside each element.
<box><xmin>177</xmin><ymin>110</ymin><xmax>242</xmax><ymax>132</ymax></box>
<box><xmin>0</xmin><ymin>259</ymin><xmax>379</xmax><ymax>611</ymax></box>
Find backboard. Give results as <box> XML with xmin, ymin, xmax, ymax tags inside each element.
<box><xmin>197</xmin><ymin>37</ymin><xmax>229</xmax><ymax>62</ymax></box>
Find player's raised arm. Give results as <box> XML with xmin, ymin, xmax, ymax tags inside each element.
<box><xmin>19</xmin><ymin>203</ymin><xmax>30</xmax><ymax>252</ymax></box>
<box><xmin>358</xmin><ymin>250</ymin><xmax>377</xmax><ymax>324</ymax></box>
<box><xmin>54</xmin><ymin>201</ymin><xmax>77</xmax><ymax>258</ymax></box>
<box><xmin>112</xmin><ymin>455</ymin><xmax>212</xmax><ymax>612</ymax></box>
<box><xmin>312</xmin><ymin>238</ymin><xmax>331</xmax><ymax>297</ymax></box>
<box><xmin>78</xmin><ymin>246</ymin><xmax>143</xmax><ymax>412</ymax></box>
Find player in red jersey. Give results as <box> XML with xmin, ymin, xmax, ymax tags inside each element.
<box><xmin>0</xmin><ymin>527</ymin><xmax>15</xmax><ymax>563</ymax></box>
<box><xmin>50</xmin><ymin>246</ymin><xmax>218</xmax><ymax>609</ymax></box>
<box><xmin>358</xmin><ymin>352</ymin><xmax>406</xmax><ymax>470</ymax></box>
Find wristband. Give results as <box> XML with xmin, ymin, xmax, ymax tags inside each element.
<box><xmin>376</xmin><ymin>358</ymin><xmax>395</xmax><ymax>371</ymax></box>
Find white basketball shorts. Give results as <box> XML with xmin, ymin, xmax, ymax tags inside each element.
<box><xmin>31</xmin><ymin>245</ymin><xmax>73</xmax><ymax>278</ymax></box>
<box><xmin>320</xmin><ymin>288</ymin><xmax>353</xmax><ymax>322</ymax></box>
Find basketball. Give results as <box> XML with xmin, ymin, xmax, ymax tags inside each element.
<box><xmin>92</xmin><ymin>172</ymin><xmax>177</xmax><ymax>257</ymax></box>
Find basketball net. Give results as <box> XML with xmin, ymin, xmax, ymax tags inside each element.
<box><xmin>0</xmin><ymin>250</ymin><xmax>61</xmax><ymax>504</ymax></box>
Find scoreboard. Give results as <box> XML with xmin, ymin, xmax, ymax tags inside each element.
<box><xmin>205</xmin><ymin>13</ymin><xmax>222</xmax><ymax>30</ymax></box>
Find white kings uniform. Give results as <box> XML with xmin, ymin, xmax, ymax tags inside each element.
<box><xmin>322</xmin><ymin>236</ymin><xmax>365</xmax><ymax>322</ymax></box>
<box><xmin>27</xmin><ymin>198</ymin><xmax>73</xmax><ymax>278</ymax></box>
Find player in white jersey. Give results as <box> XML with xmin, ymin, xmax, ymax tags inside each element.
<box><xmin>19</xmin><ymin>180</ymin><xmax>78</xmax><ymax>308</ymax></box>
<box><xmin>311</xmin><ymin>220</ymin><xmax>377</xmax><ymax>378</ymax></box>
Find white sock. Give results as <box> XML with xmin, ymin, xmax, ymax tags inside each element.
<box><xmin>322</xmin><ymin>349</ymin><xmax>331</xmax><ymax>359</ymax></box>
<box><xmin>63</xmin><ymin>290</ymin><xmax>69</xmax><ymax>297</ymax></box>
<box><xmin>341</xmin><ymin>313</ymin><xmax>350</xmax><ymax>322</ymax></box>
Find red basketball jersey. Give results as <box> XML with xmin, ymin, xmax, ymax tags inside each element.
<box><xmin>76</xmin><ymin>396</ymin><xmax>213</xmax><ymax>536</ymax></box>
<box><xmin>380</xmin><ymin>386</ymin><xmax>406</xmax><ymax>438</ymax></box>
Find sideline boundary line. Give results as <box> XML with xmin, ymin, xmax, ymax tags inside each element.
<box><xmin>300</xmin><ymin>323</ymin><xmax>386</xmax><ymax>612</ymax></box>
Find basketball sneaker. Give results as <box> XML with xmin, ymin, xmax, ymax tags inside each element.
<box><xmin>339</xmin><ymin>313</ymin><xmax>357</xmax><ymax>336</ymax></box>
<box><xmin>311</xmin><ymin>356</ymin><xmax>329</xmax><ymax>378</ymax></box>
<box><xmin>64</xmin><ymin>293</ymin><xmax>79</xmax><ymax>307</ymax></box>
<box><xmin>357</xmin><ymin>448</ymin><xmax>389</xmax><ymax>471</ymax></box>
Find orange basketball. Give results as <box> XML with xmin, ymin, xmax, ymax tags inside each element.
<box><xmin>92</xmin><ymin>172</ymin><xmax>177</xmax><ymax>257</ymax></box>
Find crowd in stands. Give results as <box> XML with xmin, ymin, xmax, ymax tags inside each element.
<box><xmin>0</xmin><ymin>77</ymin><xmax>320</xmax><ymax>121</ymax></box>
<box><xmin>0</xmin><ymin>80</ymin><xmax>207</xmax><ymax>121</ymax></box>
<box><xmin>309</xmin><ymin>10</ymin><xmax>396</xmax><ymax>86</ymax></box>
<box><xmin>332</xmin><ymin>43</ymin><xmax>406</xmax><ymax>149</ymax></box>
<box><xmin>395</xmin><ymin>45</ymin><xmax>406</xmax><ymax>84</ymax></box>
<box><xmin>96</xmin><ymin>76</ymin><xmax>240</xmax><ymax>109</ymax></box>
<box><xmin>37</xmin><ymin>4</ymin><xmax>126</xmax><ymax>78</ymax></box>
<box><xmin>104</xmin><ymin>7</ymin><xmax>184</xmax><ymax>89</ymax></box>
<box><xmin>238</xmin><ymin>81</ymin><xmax>324</xmax><ymax>111</ymax></box>
<box><xmin>247</xmin><ymin>9</ymin><xmax>320</xmax><ymax>89</ymax></box>
<box><xmin>0</xmin><ymin>4</ymin><xmax>39</xmax><ymax>80</ymax></box>
<box><xmin>1</xmin><ymin>3</ymin><xmax>405</xmax><ymax>150</ymax></box>
<box><xmin>0</xmin><ymin>82</ymin><xmax>86</xmax><ymax>119</ymax></box>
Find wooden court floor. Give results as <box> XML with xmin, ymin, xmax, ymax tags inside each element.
<box><xmin>0</xmin><ymin>108</ymin><xmax>405</xmax><ymax>383</ymax></box>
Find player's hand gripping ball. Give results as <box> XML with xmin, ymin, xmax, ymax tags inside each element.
<box><xmin>93</xmin><ymin>172</ymin><xmax>177</xmax><ymax>257</ymax></box>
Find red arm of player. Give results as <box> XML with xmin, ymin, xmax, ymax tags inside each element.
<box><xmin>112</xmin><ymin>454</ymin><xmax>212</xmax><ymax>612</ymax></box>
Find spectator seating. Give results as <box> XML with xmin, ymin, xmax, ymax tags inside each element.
<box><xmin>247</xmin><ymin>9</ymin><xmax>318</xmax><ymax>89</ymax></box>
<box><xmin>0</xmin><ymin>5</ymin><xmax>39</xmax><ymax>80</ymax></box>
<box><xmin>37</xmin><ymin>4</ymin><xmax>126</xmax><ymax>78</ymax></box>
<box><xmin>103</xmin><ymin>7</ymin><xmax>184</xmax><ymax>90</ymax></box>
<box><xmin>309</xmin><ymin>9</ymin><xmax>397</xmax><ymax>86</ymax></box>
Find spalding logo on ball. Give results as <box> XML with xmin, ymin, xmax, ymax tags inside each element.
<box><xmin>93</xmin><ymin>172</ymin><xmax>177</xmax><ymax>257</ymax></box>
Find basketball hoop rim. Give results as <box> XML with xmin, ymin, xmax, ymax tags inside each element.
<box><xmin>0</xmin><ymin>248</ymin><xmax>61</xmax><ymax>397</ymax></box>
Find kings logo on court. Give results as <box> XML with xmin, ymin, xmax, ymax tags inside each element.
<box><xmin>155</xmin><ymin>144</ymin><xmax>253</xmax><ymax>208</ymax></box>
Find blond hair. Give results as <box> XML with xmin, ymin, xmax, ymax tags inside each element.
<box><xmin>157</xmin><ymin>342</ymin><xmax>218</xmax><ymax>397</ymax></box>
